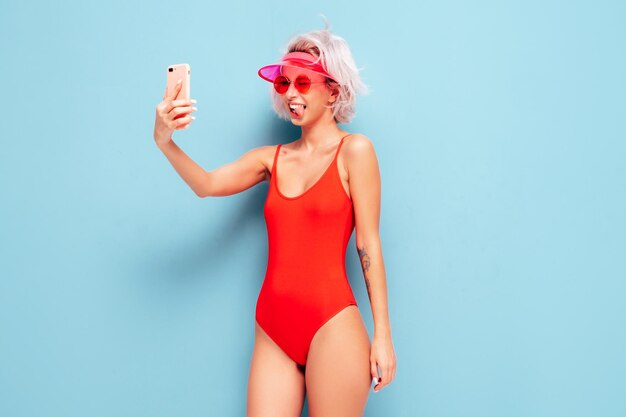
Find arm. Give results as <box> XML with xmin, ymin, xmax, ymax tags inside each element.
<box><xmin>157</xmin><ymin>140</ymin><xmax>272</xmax><ymax>198</ymax></box>
<box><xmin>346</xmin><ymin>134</ymin><xmax>396</xmax><ymax>391</ymax></box>
<box><xmin>154</xmin><ymin>81</ymin><xmax>270</xmax><ymax>198</ymax></box>
<box><xmin>347</xmin><ymin>134</ymin><xmax>391</xmax><ymax>338</ymax></box>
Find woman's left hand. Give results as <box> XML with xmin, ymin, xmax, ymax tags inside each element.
<box><xmin>370</xmin><ymin>335</ymin><xmax>397</xmax><ymax>392</ymax></box>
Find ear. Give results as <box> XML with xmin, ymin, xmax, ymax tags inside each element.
<box><xmin>327</xmin><ymin>84</ymin><xmax>340</xmax><ymax>104</ymax></box>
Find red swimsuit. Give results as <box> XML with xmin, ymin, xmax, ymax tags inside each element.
<box><xmin>255</xmin><ymin>134</ymin><xmax>358</xmax><ymax>366</ymax></box>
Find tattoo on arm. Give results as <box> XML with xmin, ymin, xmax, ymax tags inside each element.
<box><xmin>357</xmin><ymin>246</ymin><xmax>371</xmax><ymax>272</ymax></box>
<box><xmin>357</xmin><ymin>245</ymin><xmax>372</xmax><ymax>301</ymax></box>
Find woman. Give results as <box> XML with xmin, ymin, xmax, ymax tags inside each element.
<box><xmin>153</xmin><ymin>25</ymin><xmax>396</xmax><ymax>417</ymax></box>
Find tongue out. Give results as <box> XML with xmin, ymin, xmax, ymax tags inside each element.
<box><xmin>291</xmin><ymin>105</ymin><xmax>305</xmax><ymax>118</ymax></box>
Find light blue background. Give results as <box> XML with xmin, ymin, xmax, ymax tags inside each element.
<box><xmin>1</xmin><ymin>1</ymin><xmax>625</xmax><ymax>416</ymax></box>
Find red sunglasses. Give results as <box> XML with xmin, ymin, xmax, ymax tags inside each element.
<box><xmin>273</xmin><ymin>74</ymin><xmax>328</xmax><ymax>94</ymax></box>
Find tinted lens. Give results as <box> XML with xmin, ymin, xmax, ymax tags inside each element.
<box><xmin>273</xmin><ymin>76</ymin><xmax>290</xmax><ymax>94</ymax></box>
<box><xmin>294</xmin><ymin>75</ymin><xmax>311</xmax><ymax>93</ymax></box>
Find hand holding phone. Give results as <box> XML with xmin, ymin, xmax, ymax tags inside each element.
<box><xmin>166</xmin><ymin>63</ymin><xmax>190</xmax><ymax>102</ymax></box>
<box><xmin>153</xmin><ymin>63</ymin><xmax>197</xmax><ymax>147</ymax></box>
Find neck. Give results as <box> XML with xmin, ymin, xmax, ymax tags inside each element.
<box><xmin>298</xmin><ymin>112</ymin><xmax>344</xmax><ymax>150</ymax></box>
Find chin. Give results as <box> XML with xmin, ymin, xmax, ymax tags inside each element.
<box><xmin>288</xmin><ymin>114</ymin><xmax>305</xmax><ymax>124</ymax></box>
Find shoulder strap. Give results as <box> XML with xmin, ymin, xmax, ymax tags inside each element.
<box><xmin>270</xmin><ymin>144</ymin><xmax>282</xmax><ymax>177</ymax></box>
<box><xmin>334</xmin><ymin>134</ymin><xmax>351</xmax><ymax>160</ymax></box>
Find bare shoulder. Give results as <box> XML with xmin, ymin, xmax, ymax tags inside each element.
<box><xmin>344</xmin><ymin>133</ymin><xmax>375</xmax><ymax>153</ymax></box>
<box><xmin>227</xmin><ymin>144</ymin><xmax>278</xmax><ymax>183</ymax></box>
<box><xmin>251</xmin><ymin>143</ymin><xmax>279</xmax><ymax>161</ymax></box>
<box><xmin>343</xmin><ymin>133</ymin><xmax>377</xmax><ymax>167</ymax></box>
<box><xmin>251</xmin><ymin>144</ymin><xmax>279</xmax><ymax>181</ymax></box>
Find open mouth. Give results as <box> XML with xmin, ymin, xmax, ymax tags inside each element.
<box><xmin>289</xmin><ymin>103</ymin><xmax>306</xmax><ymax>117</ymax></box>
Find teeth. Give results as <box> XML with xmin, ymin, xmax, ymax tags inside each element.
<box><xmin>289</xmin><ymin>103</ymin><xmax>305</xmax><ymax>109</ymax></box>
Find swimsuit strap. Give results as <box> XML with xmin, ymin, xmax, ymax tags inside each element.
<box><xmin>270</xmin><ymin>144</ymin><xmax>282</xmax><ymax>180</ymax></box>
<box><xmin>271</xmin><ymin>134</ymin><xmax>350</xmax><ymax>183</ymax></box>
<box><xmin>334</xmin><ymin>134</ymin><xmax>351</xmax><ymax>161</ymax></box>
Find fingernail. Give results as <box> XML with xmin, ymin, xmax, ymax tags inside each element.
<box><xmin>192</xmin><ymin>107</ymin><xmax>197</xmax><ymax>111</ymax></box>
<box><xmin>191</xmin><ymin>99</ymin><xmax>197</xmax><ymax>104</ymax></box>
<box><xmin>191</xmin><ymin>116</ymin><xmax>195</xmax><ymax>120</ymax></box>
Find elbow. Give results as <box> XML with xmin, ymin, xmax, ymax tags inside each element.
<box><xmin>196</xmin><ymin>172</ymin><xmax>213</xmax><ymax>198</ymax></box>
<box><xmin>355</xmin><ymin>234</ymin><xmax>381</xmax><ymax>250</ymax></box>
<box><xmin>194</xmin><ymin>183</ymin><xmax>208</xmax><ymax>198</ymax></box>
<box><xmin>196</xmin><ymin>187</ymin><xmax>212</xmax><ymax>198</ymax></box>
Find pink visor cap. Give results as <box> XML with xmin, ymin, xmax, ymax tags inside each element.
<box><xmin>258</xmin><ymin>51</ymin><xmax>338</xmax><ymax>83</ymax></box>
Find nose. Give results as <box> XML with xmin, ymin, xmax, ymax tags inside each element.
<box><xmin>285</xmin><ymin>80</ymin><xmax>299</xmax><ymax>97</ymax></box>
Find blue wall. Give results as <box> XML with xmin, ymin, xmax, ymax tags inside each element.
<box><xmin>1</xmin><ymin>1</ymin><xmax>624</xmax><ymax>416</ymax></box>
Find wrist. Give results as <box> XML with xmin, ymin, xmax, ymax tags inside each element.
<box><xmin>157</xmin><ymin>137</ymin><xmax>174</xmax><ymax>151</ymax></box>
<box><xmin>374</xmin><ymin>328</ymin><xmax>392</xmax><ymax>340</ymax></box>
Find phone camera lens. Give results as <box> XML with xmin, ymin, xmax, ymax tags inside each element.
<box><xmin>169</xmin><ymin>68</ymin><xmax>173</xmax><ymax>72</ymax></box>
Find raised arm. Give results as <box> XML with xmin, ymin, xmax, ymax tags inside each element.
<box><xmin>157</xmin><ymin>141</ymin><xmax>271</xmax><ymax>198</ymax></box>
<box><xmin>154</xmin><ymin>79</ymin><xmax>271</xmax><ymax>198</ymax></box>
<box><xmin>345</xmin><ymin>134</ymin><xmax>397</xmax><ymax>392</ymax></box>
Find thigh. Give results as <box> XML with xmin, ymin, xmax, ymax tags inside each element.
<box><xmin>305</xmin><ymin>305</ymin><xmax>372</xmax><ymax>417</ymax></box>
<box><xmin>247</xmin><ymin>321</ymin><xmax>306</xmax><ymax>417</ymax></box>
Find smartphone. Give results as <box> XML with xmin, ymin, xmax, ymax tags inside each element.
<box><xmin>166</xmin><ymin>63</ymin><xmax>190</xmax><ymax>101</ymax></box>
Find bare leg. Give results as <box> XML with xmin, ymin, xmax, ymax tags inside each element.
<box><xmin>305</xmin><ymin>305</ymin><xmax>372</xmax><ymax>417</ymax></box>
<box><xmin>247</xmin><ymin>321</ymin><xmax>306</xmax><ymax>417</ymax></box>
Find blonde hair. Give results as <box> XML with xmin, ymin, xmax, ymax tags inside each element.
<box><xmin>269</xmin><ymin>17</ymin><xmax>369</xmax><ymax>124</ymax></box>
